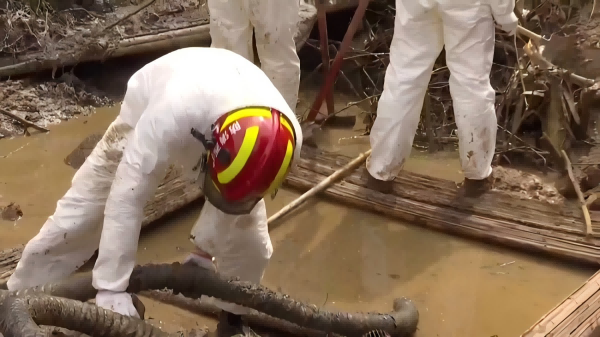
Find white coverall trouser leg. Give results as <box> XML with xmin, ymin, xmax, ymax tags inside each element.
<box><xmin>207</xmin><ymin>0</ymin><xmax>301</xmax><ymax>115</ymax></box>
<box><xmin>7</xmin><ymin>116</ymin><xmax>134</xmax><ymax>290</ymax></box>
<box><xmin>366</xmin><ymin>2</ymin><xmax>497</xmax><ymax>181</ymax></box>
<box><xmin>7</xmin><ymin>119</ymin><xmax>273</xmax><ymax>316</ymax></box>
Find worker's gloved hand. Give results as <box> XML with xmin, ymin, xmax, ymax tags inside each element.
<box><xmin>183</xmin><ymin>252</ymin><xmax>217</xmax><ymax>272</ymax></box>
<box><xmin>96</xmin><ymin>290</ymin><xmax>141</xmax><ymax>318</ymax></box>
<box><xmin>495</xmin><ymin>12</ymin><xmax>518</xmax><ymax>36</ymax></box>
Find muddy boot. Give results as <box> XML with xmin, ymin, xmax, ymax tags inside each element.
<box><xmin>216</xmin><ymin>311</ymin><xmax>248</xmax><ymax>337</ymax></box>
<box><xmin>365</xmin><ymin>171</ymin><xmax>393</xmax><ymax>194</ymax></box>
<box><xmin>463</xmin><ymin>176</ymin><xmax>492</xmax><ymax>198</ymax></box>
<box><xmin>130</xmin><ymin>294</ymin><xmax>146</xmax><ymax>319</ymax></box>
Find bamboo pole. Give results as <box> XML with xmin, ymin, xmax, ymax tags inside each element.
<box><xmin>267</xmin><ymin>149</ymin><xmax>372</xmax><ymax>225</ymax></box>
<box><xmin>562</xmin><ymin>150</ymin><xmax>594</xmax><ymax>236</ymax></box>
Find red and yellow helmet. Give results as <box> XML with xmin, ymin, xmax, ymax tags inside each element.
<box><xmin>202</xmin><ymin>106</ymin><xmax>296</xmax><ymax>215</ymax></box>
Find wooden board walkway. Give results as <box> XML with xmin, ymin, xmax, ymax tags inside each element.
<box><xmin>521</xmin><ymin>147</ymin><xmax>600</xmax><ymax>337</ymax></box>
<box><xmin>521</xmin><ymin>269</ymin><xmax>600</xmax><ymax>337</ymax></box>
<box><xmin>283</xmin><ymin>148</ymin><xmax>600</xmax><ymax>265</ymax></box>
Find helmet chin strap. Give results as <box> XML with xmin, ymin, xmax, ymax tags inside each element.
<box><xmin>190</xmin><ymin>127</ymin><xmax>216</xmax><ymax>150</ymax></box>
<box><xmin>190</xmin><ymin>127</ymin><xmax>214</xmax><ymax>174</ymax></box>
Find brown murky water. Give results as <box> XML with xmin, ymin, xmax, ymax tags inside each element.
<box><xmin>0</xmin><ymin>104</ymin><xmax>595</xmax><ymax>337</ymax></box>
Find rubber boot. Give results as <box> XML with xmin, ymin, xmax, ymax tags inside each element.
<box><xmin>365</xmin><ymin>171</ymin><xmax>393</xmax><ymax>194</ymax></box>
<box><xmin>216</xmin><ymin>311</ymin><xmax>247</xmax><ymax>337</ymax></box>
<box><xmin>130</xmin><ymin>294</ymin><xmax>146</xmax><ymax>319</ymax></box>
<box><xmin>463</xmin><ymin>176</ymin><xmax>493</xmax><ymax>198</ymax></box>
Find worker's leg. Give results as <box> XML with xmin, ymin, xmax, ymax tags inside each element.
<box><xmin>250</xmin><ymin>0</ymin><xmax>301</xmax><ymax>115</ymax></box>
<box><xmin>366</xmin><ymin>2</ymin><xmax>444</xmax><ymax>192</ymax></box>
<box><xmin>7</xmin><ymin>117</ymin><xmax>133</xmax><ymax>290</ymax></box>
<box><xmin>189</xmin><ymin>199</ymin><xmax>272</xmax><ymax>310</ymax></box>
<box><xmin>207</xmin><ymin>0</ymin><xmax>254</xmax><ymax>62</ymax></box>
<box><xmin>441</xmin><ymin>5</ymin><xmax>497</xmax><ymax>194</ymax></box>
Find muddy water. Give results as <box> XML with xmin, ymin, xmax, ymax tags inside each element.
<box><xmin>0</xmin><ymin>105</ymin><xmax>595</xmax><ymax>337</ymax></box>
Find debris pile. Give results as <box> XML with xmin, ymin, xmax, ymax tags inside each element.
<box><xmin>0</xmin><ymin>0</ymin><xmax>210</xmax><ymax>77</ymax></box>
<box><xmin>0</xmin><ymin>78</ymin><xmax>112</xmax><ymax>137</ymax></box>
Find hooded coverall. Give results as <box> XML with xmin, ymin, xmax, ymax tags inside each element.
<box><xmin>367</xmin><ymin>0</ymin><xmax>518</xmax><ymax>182</ymax></box>
<box><xmin>207</xmin><ymin>0</ymin><xmax>302</xmax><ymax>115</ymax></box>
<box><xmin>7</xmin><ymin>47</ymin><xmax>303</xmax><ymax>317</ymax></box>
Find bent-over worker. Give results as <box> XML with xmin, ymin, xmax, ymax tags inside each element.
<box><xmin>366</xmin><ymin>0</ymin><xmax>518</xmax><ymax>196</ymax></box>
<box><xmin>7</xmin><ymin>47</ymin><xmax>303</xmax><ymax>336</ymax></box>
<box><xmin>207</xmin><ymin>0</ymin><xmax>302</xmax><ymax>115</ymax></box>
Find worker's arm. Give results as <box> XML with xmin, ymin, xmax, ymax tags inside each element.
<box><xmin>488</xmin><ymin>0</ymin><xmax>518</xmax><ymax>34</ymax></box>
<box><xmin>92</xmin><ymin>96</ymin><xmax>187</xmax><ymax>296</ymax></box>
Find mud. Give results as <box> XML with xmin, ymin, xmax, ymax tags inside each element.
<box><xmin>0</xmin><ymin>92</ymin><xmax>597</xmax><ymax>336</ymax></box>
<box><xmin>0</xmin><ymin>79</ymin><xmax>112</xmax><ymax>137</ymax></box>
<box><xmin>0</xmin><ymin>203</ymin><xmax>22</xmax><ymax>222</ymax></box>
<box><xmin>490</xmin><ymin>166</ymin><xmax>564</xmax><ymax>204</ymax></box>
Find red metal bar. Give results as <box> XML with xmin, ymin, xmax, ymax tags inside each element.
<box><xmin>305</xmin><ymin>0</ymin><xmax>369</xmax><ymax>123</ymax></box>
<box><xmin>316</xmin><ymin>0</ymin><xmax>335</xmax><ymax>118</ymax></box>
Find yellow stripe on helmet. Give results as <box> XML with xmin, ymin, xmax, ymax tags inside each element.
<box><xmin>266</xmin><ymin>140</ymin><xmax>294</xmax><ymax>195</ymax></box>
<box><xmin>280</xmin><ymin>115</ymin><xmax>295</xmax><ymax>143</ymax></box>
<box><xmin>220</xmin><ymin>107</ymin><xmax>272</xmax><ymax>132</ymax></box>
<box><xmin>217</xmin><ymin>126</ymin><xmax>259</xmax><ymax>184</ymax></box>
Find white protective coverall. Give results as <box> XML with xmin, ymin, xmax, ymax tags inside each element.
<box><xmin>207</xmin><ymin>0</ymin><xmax>301</xmax><ymax>115</ymax></box>
<box><xmin>367</xmin><ymin>0</ymin><xmax>518</xmax><ymax>181</ymax></box>
<box><xmin>7</xmin><ymin>47</ymin><xmax>303</xmax><ymax>317</ymax></box>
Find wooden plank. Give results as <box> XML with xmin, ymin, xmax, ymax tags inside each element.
<box><xmin>522</xmin><ymin>269</ymin><xmax>600</xmax><ymax>337</ymax></box>
<box><xmin>283</xmin><ymin>148</ymin><xmax>600</xmax><ymax>265</ymax></box>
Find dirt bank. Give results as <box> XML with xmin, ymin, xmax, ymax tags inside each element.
<box><xmin>0</xmin><ymin>78</ymin><xmax>112</xmax><ymax>138</ymax></box>
<box><xmin>0</xmin><ymin>0</ymin><xmax>210</xmax><ymax>71</ymax></box>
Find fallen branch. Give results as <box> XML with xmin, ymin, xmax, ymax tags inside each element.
<box><xmin>268</xmin><ymin>149</ymin><xmax>372</xmax><ymax>225</ymax></box>
<box><xmin>0</xmin><ymin>109</ymin><xmax>49</xmax><ymax>133</ymax></box>
<box><xmin>517</xmin><ymin>26</ymin><xmax>595</xmax><ymax>87</ymax></box>
<box><xmin>561</xmin><ymin>150</ymin><xmax>593</xmax><ymax>236</ymax></box>
<box><xmin>101</xmin><ymin>0</ymin><xmax>157</xmax><ymax>33</ymax></box>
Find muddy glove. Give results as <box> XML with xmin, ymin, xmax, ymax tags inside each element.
<box><xmin>96</xmin><ymin>290</ymin><xmax>141</xmax><ymax>318</ymax></box>
<box><xmin>183</xmin><ymin>252</ymin><xmax>217</xmax><ymax>272</ymax></box>
<box><xmin>495</xmin><ymin>12</ymin><xmax>518</xmax><ymax>36</ymax></box>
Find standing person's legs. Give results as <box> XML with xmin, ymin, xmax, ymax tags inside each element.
<box><xmin>7</xmin><ymin>117</ymin><xmax>133</xmax><ymax>290</ymax></box>
<box><xmin>366</xmin><ymin>1</ymin><xmax>444</xmax><ymax>193</ymax></box>
<box><xmin>440</xmin><ymin>5</ymin><xmax>497</xmax><ymax>196</ymax></box>
<box><xmin>207</xmin><ymin>0</ymin><xmax>254</xmax><ymax>62</ymax></box>
<box><xmin>250</xmin><ymin>0</ymin><xmax>301</xmax><ymax>115</ymax></box>
<box><xmin>189</xmin><ymin>199</ymin><xmax>272</xmax><ymax>334</ymax></box>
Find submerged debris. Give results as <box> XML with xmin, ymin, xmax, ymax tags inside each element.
<box><xmin>0</xmin><ymin>202</ymin><xmax>22</xmax><ymax>221</ymax></box>
<box><xmin>0</xmin><ymin>79</ymin><xmax>112</xmax><ymax>136</ymax></box>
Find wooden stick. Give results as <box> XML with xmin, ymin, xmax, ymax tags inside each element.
<box><xmin>267</xmin><ymin>149</ymin><xmax>372</xmax><ymax>225</ymax></box>
<box><xmin>0</xmin><ymin>108</ymin><xmax>50</xmax><ymax>133</ymax></box>
<box><xmin>519</xmin><ymin>30</ymin><xmax>596</xmax><ymax>88</ymax></box>
<box><xmin>561</xmin><ymin>150</ymin><xmax>593</xmax><ymax>236</ymax></box>
<box><xmin>517</xmin><ymin>25</ymin><xmax>543</xmax><ymax>45</ymax></box>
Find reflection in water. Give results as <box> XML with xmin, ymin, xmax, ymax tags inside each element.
<box><xmin>0</xmin><ymin>105</ymin><xmax>596</xmax><ymax>336</ymax></box>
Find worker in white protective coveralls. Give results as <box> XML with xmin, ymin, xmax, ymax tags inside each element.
<box><xmin>207</xmin><ymin>0</ymin><xmax>302</xmax><ymax>115</ymax></box>
<box><xmin>366</xmin><ymin>0</ymin><xmax>518</xmax><ymax>196</ymax></box>
<box><xmin>7</xmin><ymin>47</ymin><xmax>303</xmax><ymax>336</ymax></box>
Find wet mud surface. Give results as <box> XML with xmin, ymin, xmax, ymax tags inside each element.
<box><xmin>0</xmin><ymin>103</ymin><xmax>596</xmax><ymax>337</ymax></box>
<box><xmin>0</xmin><ymin>78</ymin><xmax>112</xmax><ymax>137</ymax></box>
<box><xmin>0</xmin><ymin>44</ymin><xmax>597</xmax><ymax>335</ymax></box>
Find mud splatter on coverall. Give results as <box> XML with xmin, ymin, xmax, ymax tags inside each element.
<box><xmin>7</xmin><ymin>47</ymin><xmax>303</xmax><ymax>317</ymax></box>
<box><xmin>367</xmin><ymin>0</ymin><xmax>517</xmax><ymax>181</ymax></box>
